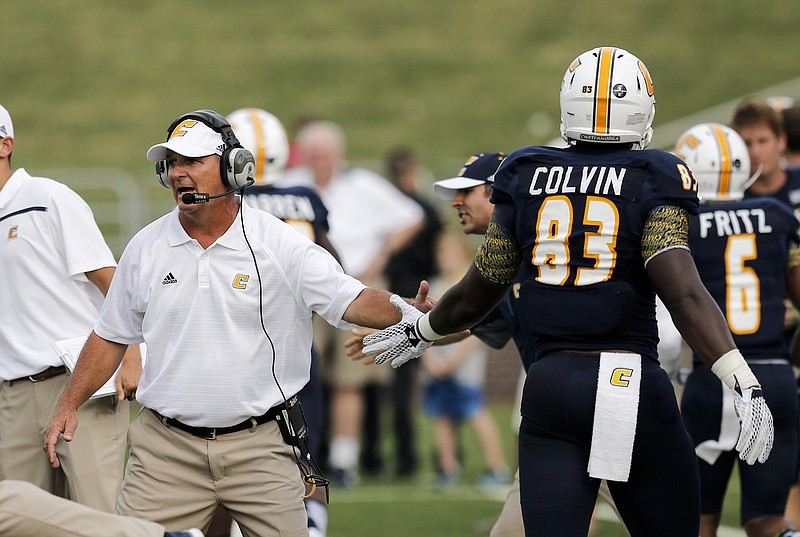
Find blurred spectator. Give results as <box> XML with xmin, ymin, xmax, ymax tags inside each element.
<box><xmin>360</xmin><ymin>147</ymin><xmax>443</xmax><ymax>478</ymax></box>
<box><xmin>285</xmin><ymin>114</ymin><xmax>322</xmax><ymax>170</ymax></box>
<box><xmin>732</xmin><ymin>97</ymin><xmax>800</xmax><ymax>210</ymax></box>
<box><xmin>421</xmin><ymin>229</ymin><xmax>510</xmax><ymax>488</ymax></box>
<box><xmin>278</xmin><ymin>121</ymin><xmax>423</xmax><ymax>487</ymax></box>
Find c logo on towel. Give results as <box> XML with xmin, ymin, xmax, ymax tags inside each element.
<box><xmin>610</xmin><ymin>368</ymin><xmax>634</xmax><ymax>387</ymax></box>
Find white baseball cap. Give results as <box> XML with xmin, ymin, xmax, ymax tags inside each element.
<box><xmin>0</xmin><ymin>104</ymin><xmax>14</xmax><ymax>139</ymax></box>
<box><xmin>146</xmin><ymin>119</ymin><xmax>225</xmax><ymax>162</ymax></box>
<box><xmin>433</xmin><ymin>152</ymin><xmax>506</xmax><ymax>200</ymax></box>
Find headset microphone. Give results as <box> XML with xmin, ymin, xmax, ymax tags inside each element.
<box><xmin>181</xmin><ymin>179</ymin><xmax>255</xmax><ymax>205</ymax></box>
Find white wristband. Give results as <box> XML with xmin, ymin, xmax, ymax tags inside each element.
<box><xmin>416</xmin><ymin>313</ymin><xmax>445</xmax><ymax>342</ymax></box>
<box><xmin>711</xmin><ymin>349</ymin><xmax>760</xmax><ymax>390</ymax></box>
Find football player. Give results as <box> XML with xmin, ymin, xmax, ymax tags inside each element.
<box><xmin>677</xmin><ymin>122</ymin><xmax>800</xmax><ymax>537</ymax></box>
<box><xmin>362</xmin><ymin>46</ymin><xmax>775</xmax><ymax>536</ymax></box>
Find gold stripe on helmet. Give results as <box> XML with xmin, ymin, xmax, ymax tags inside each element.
<box><xmin>710</xmin><ymin>123</ymin><xmax>732</xmax><ymax>197</ymax></box>
<box><xmin>594</xmin><ymin>47</ymin><xmax>616</xmax><ymax>135</ymax></box>
<box><xmin>638</xmin><ymin>60</ymin><xmax>654</xmax><ymax>96</ymax></box>
<box><xmin>247</xmin><ymin>108</ymin><xmax>266</xmax><ymax>182</ymax></box>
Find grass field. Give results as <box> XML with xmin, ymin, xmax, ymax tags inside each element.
<box><xmin>325</xmin><ymin>402</ymin><xmax>746</xmax><ymax>537</ymax></box>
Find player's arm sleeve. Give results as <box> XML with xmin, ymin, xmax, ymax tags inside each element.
<box><xmin>475</xmin><ymin>183</ymin><xmax>521</xmax><ymax>285</ymax></box>
<box><xmin>788</xmin><ymin>244</ymin><xmax>800</xmax><ymax>271</ymax></box>
<box><xmin>641</xmin><ymin>205</ymin><xmax>691</xmax><ymax>267</ymax></box>
<box><xmin>475</xmin><ymin>213</ymin><xmax>522</xmax><ymax>285</ymax></box>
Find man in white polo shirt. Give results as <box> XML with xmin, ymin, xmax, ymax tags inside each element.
<box><xmin>44</xmin><ymin>109</ymin><xmax>413</xmax><ymax>536</ymax></box>
<box><xmin>0</xmin><ymin>103</ymin><xmax>140</xmax><ymax>511</ymax></box>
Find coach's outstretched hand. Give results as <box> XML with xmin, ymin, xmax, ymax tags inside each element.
<box><xmin>363</xmin><ymin>294</ymin><xmax>436</xmax><ymax>368</ymax></box>
<box><xmin>732</xmin><ymin>383</ymin><xmax>774</xmax><ymax>464</ymax></box>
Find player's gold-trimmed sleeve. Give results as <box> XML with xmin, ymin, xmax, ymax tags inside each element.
<box><xmin>475</xmin><ymin>216</ymin><xmax>521</xmax><ymax>285</ymax></box>
<box><xmin>641</xmin><ymin>205</ymin><xmax>691</xmax><ymax>267</ymax></box>
<box><xmin>788</xmin><ymin>244</ymin><xmax>800</xmax><ymax>271</ymax></box>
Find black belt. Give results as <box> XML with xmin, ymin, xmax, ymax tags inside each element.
<box><xmin>152</xmin><ymin>406</ymin><xmax>281</xmax><ymax>440</ymax></box>
<box><xmin>8</xmin><ymin>365</ymin><xmax>67</xmax><ymax>384</ymax></box>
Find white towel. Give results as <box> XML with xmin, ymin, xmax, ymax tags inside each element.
<box><xmin>695</xmin><ymin>379</ymin><xmax>739</xmax><ymax>465</ymax></box>
<box><xmin>588</xmin><ymin>352</ymin><xmax>642</xmax><ymax>482</ymax></box>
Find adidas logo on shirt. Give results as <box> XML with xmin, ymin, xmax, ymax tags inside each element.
<box><xmin>162</xmin><ymin>272</ymin><xmax>178</xmax><ymax>285</ymax></box>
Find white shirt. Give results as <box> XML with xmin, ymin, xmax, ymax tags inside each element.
<box><xmin>96</xmin><ymin>202</ymin><xmax>366</xmax><ymax>427</ymax></box>
<box><xmin>0</xmin><ymin>169</ymin><xmax>116</xmax><ymax>380</ymax></box>
<box><xmin>280</xmin><ymin>166</ymin><xmax>423</xmax><ymax>276</ymax></box>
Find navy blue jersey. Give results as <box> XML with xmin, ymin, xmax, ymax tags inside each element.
<box><xmin>744</xmin><ymin>166</ymin><xmax>800</xmax><ymax>214</ymax></box>
<box><xmin>690</xmin><ymin>197</ymin><xmax>799</xmax><ymax>360</ymax></box>
<box><xmin>471</xmin><ymin>280</ymin><xmax>537</xmax><ymax>370</ymax></box>
<box><xmin>491</xmin><ymin>145</ymin><xmax>699</xmax><ymax>361</ymax></box>
<box><xmin>243</xmin><ymin>184</ymin><xmax>329</xmax><ymax>243</ymax></box>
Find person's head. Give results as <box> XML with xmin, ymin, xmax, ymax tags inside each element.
<box><xmin>225</xmin><ymin>108</ymin><xmax>289</xmax><ymax>186</ymax></box>
<box><xmin>295</xmin><ymin>120</ymin><xmax>346</xmax><ymax>188</ymax></box>
<box><xmin>385</xmin><ymin>146</ymin><xmax>421</xmax><ymax>194</ymax></box>
<box><xmin>559</xmin><ymin>46</ymin><xmax>656</xmax><ymax>150</ymax></box>
<box><xmin>433</xmin><ymin>152</ymin><xmax>505</xmax><ymax>235</ymax></box>
<box><xmin>782</xmin><ymin>104</ymin><xmax>800</xmax><ymax>166</ymax></box>
<box><xmin>674</xmin><ymin>122</ymin><xmax>753</xmax><ymax>203</ymax></box>
<box><xmin>0</xmin><ymin>104</ymin><xmax>15</xmax><ymax>176</ymax></box>
<box><xmin>146</xmin><ymin>109</ymin><xmax>255</xmax><ymax>209</ymax></box>
<box><xmin>730</xmin><ymin>97</ymin><xmax>785</xmax><ymax>179</ymax></box>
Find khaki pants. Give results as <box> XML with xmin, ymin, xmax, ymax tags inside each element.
<box><xmin>0</xmin><ymin>375</ymin><xmax>129</xmax><ymax>512</ymax></box>
<box><xmin>0</xmin><ymin>479</ymin><xmax>165</xmax><ymax>537</ymax></box>
<box><xmin>116</xmin><ymin>408</ymin><xmax>307</xmax><ymax>537</ymax></box>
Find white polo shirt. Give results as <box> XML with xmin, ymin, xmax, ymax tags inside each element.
<box><xmin>279</xmin><ymin>166</ymin><xmax>423</xmax><ymax>276</ymax></box>
<box><xmin>0</xmin><ymin>169</ymin><xmax>116</xmax><ymax>380</ymax></box>
<box><xmin>96</xmin><ymin>201</ymin><xmax>366</xmax><ymax>427</ymax></box>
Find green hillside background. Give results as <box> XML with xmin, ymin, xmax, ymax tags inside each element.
<box><xmin>3</xmin><ymin>0</ymin><xmax>799</xmax><ymax>182</ymax></box>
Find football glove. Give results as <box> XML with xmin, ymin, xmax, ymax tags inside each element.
<box><xmin>362</xmin><ymin>294</ymin><xmax>435</xmax><ymax>368</ymax></box>
<box><xmin>732</xmin><ymin>383</ymin><xmax>774</xmax><ymax>465</ymax></box>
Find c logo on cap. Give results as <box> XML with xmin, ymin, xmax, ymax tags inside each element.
<box><xmin>170</xmin><ymin>120</ymin><xmax>198</xmax><ymax>139</ymax></box>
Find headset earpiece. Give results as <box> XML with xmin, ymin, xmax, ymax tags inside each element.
<box><xmin>223</xmin><ymin>147</ymin><xmax>257</xmax><ymax>188</ymax></box>
<box><xmin>157</xmin><ymin>109</ymin><xmax>256</xmax><ymax>189</ymax></box>
<box><xmin>156</xmin><ymin>160</ymin><xmax>170</xmax><ymax>188</ymax></box>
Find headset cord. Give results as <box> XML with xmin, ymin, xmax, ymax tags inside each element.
<box><xmin>239</xmin><ymin>200</ymin><xmax>329</xmax><ymax>502</ymax></box>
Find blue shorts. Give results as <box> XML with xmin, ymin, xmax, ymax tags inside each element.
<box><xmin>423</xmin><ymin>379</ymin><xmax>484</xmax><ymax>421</ymax></box>
<box><xmin>681</xmin><ymin>361</ymin><xmax>799</xmax><ymax>524</ymax></box>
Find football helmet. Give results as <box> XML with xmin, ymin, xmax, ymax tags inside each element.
<box><xmin>560</xmin><ymin>46</ymin><xmax>655</xmax><ymax>149</ymax></box>
<box><xmin>225</xmin><ymin>108</ymin><xmax>289</xmax><ymax>185</ymax></box>
<box><xmin>674</xmin><ymin>122</ymin><xmax>753</xmax><ymax>201</ymax></box>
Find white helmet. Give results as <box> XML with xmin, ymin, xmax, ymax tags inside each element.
<box><xmin>226</xmin><ymin>108</ymin><xmax>289</xmax><ymax>185</ymax></box>
<box><xmin>674</xmin><ymin>122</ymin><xmax>753</xmax><ymax>201</ymax></box>
<box><xmin>560</xmin><ymin>46</ymin><xmax>656</xmax><ymax>149</ymax></box>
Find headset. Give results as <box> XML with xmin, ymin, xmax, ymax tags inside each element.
<box><xmin>155</xmin><ymin>109</ymin><xmax>256</xmax><ymax>190</ymax></box>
